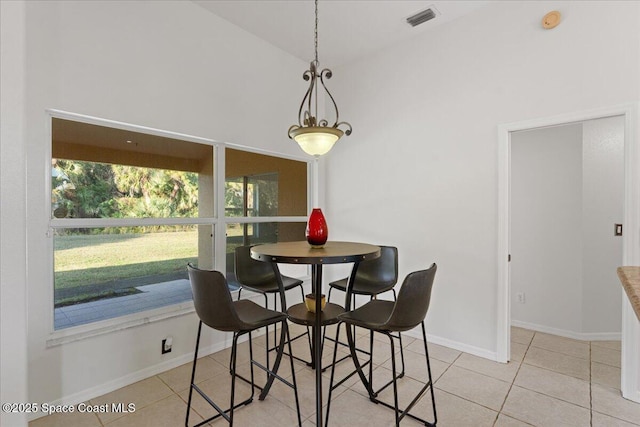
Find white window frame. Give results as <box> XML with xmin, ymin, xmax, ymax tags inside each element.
<box><xmin>46</xmin><ymin>110</ymin><xmax>313</xmax><ymax>346</ymax></box>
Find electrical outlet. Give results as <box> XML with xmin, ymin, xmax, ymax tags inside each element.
<box><xmin>516</xmin><ymin>292</ymin><xmax>526</xmax><ymax>304</ymax></box>
<box><xmin>162</xmin><ymin>337</ymin><xmax>172</xmax><ymax>354</ymax></box>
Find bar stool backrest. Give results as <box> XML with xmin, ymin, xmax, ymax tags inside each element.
<box><xmin>235</xmin><ymin>245</ymin><xmax>275</xmax><ymax>287</ymax></box>
<box><xmin>355</xmin><ymin>245</ymin><xmax>398</xmax><ymax>288</ymax></box>
<box><xmin>187</xmin><ymin>263</ymin><xmax>241</xmax><ymax>332</ymax></box>
<box><xmin>385</xmin><ymin>263</ymin><xmax>437</xmax><ymax>332</ymax></box>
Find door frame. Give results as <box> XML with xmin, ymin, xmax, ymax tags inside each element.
<box><xmin>497</xmin><ymin>103</ymin><xmax>640</xmax><ymax>402</ymax></box>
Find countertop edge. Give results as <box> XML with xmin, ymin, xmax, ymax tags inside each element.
<box><xmin>617</xmin><ymin>266</ymin><xmax>640</xmax><ymax>323</ymax></box>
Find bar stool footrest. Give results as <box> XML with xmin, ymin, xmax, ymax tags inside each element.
<box><xmin>190</xmin><ymin>383</ymin><xmax>252</xmax><ymax>427</ymax></box>
<box><xmin>369</xmin><ymin>380</ymin><xmax>434</xmax><ymax>426</ymax></box>
<box><xmin>267</xmin><ymin>327</ymin><xmax>312</xmax><ymax>365</ymax></box>
<box><xmin>328</xmin><ymin>359</ymin><xmax>373</xmax><ymax>390</ymax></box>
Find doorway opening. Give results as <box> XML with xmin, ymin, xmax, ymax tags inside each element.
<box><xmin>510</xmin><ymin>117</ymin><xmax>624</xmax><ymax>340</ymax></box>
<box><xmin>497</xmin><ymin>104</ymin><xmax>640</xmax><ymax>403</ymax></box>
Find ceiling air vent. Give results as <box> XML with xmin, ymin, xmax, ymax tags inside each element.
<box><xmin>406</xmin><ymin>8</ymin><xmax>437</xmax><ymax>27</ymax></box>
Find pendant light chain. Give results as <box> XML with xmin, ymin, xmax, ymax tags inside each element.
<box><xmin>314</xmin><ymin>0</ymin><xmax>319</xmax><ymax>64</ymax></box>
<box><xmin>313</xmin><ymin>0</ymin><xmax>319</xmax><ymax>121</ymax></box>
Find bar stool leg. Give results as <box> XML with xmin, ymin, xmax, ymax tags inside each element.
<box><xmin>369</xmin><ymin>330</ymin><xmax>375</xmax><ymax>392</ymax></box>
<box><xmin>423</xmin><ymin>323</ymin><xmax>437</xmax><ymax>426</ymax></box>
<box><xmin>325</xmin><ymin>322</ymin><xmax>343</xmax><ymax>427</ymax></box>
<box><xmin>389</xmin><ymin>334</ymin><xmax>400</xmax><ymax>426</ymax></box>
<box><xmin>229</xmin><ymin>333</ymin><xmax>238</xmax><ymax>426</ymax></box>
<box><xmin>185</xmin><ymin>321</ymin><xmax>203</xmax><ymax>427</ymax></box>
<box><xmin>285</xmin><ymin>322</ymin><xmax>302</xmax><ymax>426</ymax></box>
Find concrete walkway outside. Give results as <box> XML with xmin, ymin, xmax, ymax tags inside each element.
<box><xmin>54</xmin><ymin>279</ymin><xmax>193</xmax><ymax>329</ymax></box>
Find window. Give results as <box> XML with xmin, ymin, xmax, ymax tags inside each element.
<box><xmin>224</xmin><ymin>148</ymin><xmax>308</xmax><ymax>286</ymax></box>
<box><xmin>50</xmin><ymin>116</ymin><xmax>215</xmax><ymax>329</ymax></box>
<box><xmin>49</xmin><ymin>116</ymin><xmax>310</xmax><ymax>332</ymax></box>
<box><xmin>53</xmin><ymin>225</ymin><xmax>202</xmax><ymax>329</ymax></box>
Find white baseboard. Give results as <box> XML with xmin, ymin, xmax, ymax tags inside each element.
<box><xmin>403</xmin><ymin>329</ymin><xmax>499</xmax><ymax>361</ymax></box>
<box><xmin>33</xmin><ymin>291</ymin><xmax>277</xmax><ymax>421</ymax></box>
<box><xmin>27</xmin><ymin>338</ymin><xmax>236</xmax><ymax>421</ymax></box>
<box><xmin>511</xmin><ymin>319</ymin><xmax>621</xmax><ymax>341</ymax></box>
<box><xmin>29</xmin><ymin>296</ymin><xmax>269</xmax><ymax>422</ymax></box>
<box><xmin>624</xmin><ymin>389</ymin><xmax>640</xmax><ymax>404</ymax></box>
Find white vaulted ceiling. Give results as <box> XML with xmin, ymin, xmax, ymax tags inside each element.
<box><xmin>193</xmin><ymin>1</ymin><xmax>494</xmax><ymax>67</ymax></box>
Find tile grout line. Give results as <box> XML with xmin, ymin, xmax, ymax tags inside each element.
<box><xmin>432</xmin><ymin>349</ymin><xmax>514</xmax><ymax>426</ymax></box>
<box><xmin>518</xmin><ymin>361</ymin><xmax>589</xmax><ymax>384</ymax></box>
<box><xmin>517</xmin><ymin>332</ymin><xmax>600</xmax><ymax>415</ymax></box>
<box><xmin>520</xmin><ymin>337</ymin><xmax>593</xmax><ymax>382</ymax></box>
<box><xmin>432</xmin><ymin>347</ymin><xmax>462</xmax><ymax>385</ymax></box>
<box><xmin>528</xmin><ymin>342</ymin><xmax>591</xmax><ymax>361</ymax></box>
<box><xmin>515</xmin><ymin>332</ymin><xmax>630</xmax><ymax>426</ymax></box>
<box><xmin>589</xmin><ymin>341</ymin><xmax>593</xmax><ymax>427</ymax></box>
<box><xmin>493</xmin><ymin>332</ymin><xmax>535</xmax><ymax>426</ymax></box>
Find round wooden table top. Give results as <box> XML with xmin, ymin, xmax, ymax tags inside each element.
<box><xmin>250</xmin><ymin>241</ymin><xmax>380</xmax><ymax>265</ymax></box>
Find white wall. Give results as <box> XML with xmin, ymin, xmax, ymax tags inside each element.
<box><xmin>324</xmin><ymin>1</ymin><xmax>640</xmax><ymax>355</ymax></box>
<box><xmin>510</xmin><ymin>117</ymin><xmax>624</xmax><ymax>339</ymax></box>
<box><xmin>13</xmin><ymin>0</ymin><xmax>308</xmax><ymax>413</ymax></box>
<box><xmin>511</xmin><ymin>124</ymin><xmax>584</xmax><ymax>334</ymax></box>
<box><xmin>1</xmin><ymin>1</ymin><xmax>29</xmax><ymax>426</ymax></box>
<box><xmin>582</xmin><ymin>116</ymin><xmax>624</xmax><ymax>333</ymax></box>
<box><xmin>3</xmin><ymin>0</ymin><xmax>640</xmax><ymax>417</ymax></box>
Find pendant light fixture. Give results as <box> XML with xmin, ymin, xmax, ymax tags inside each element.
<box><xmin>288</xmin><ymin>0</ymin><xmax>351</xmax><ymax>156</ymax></box>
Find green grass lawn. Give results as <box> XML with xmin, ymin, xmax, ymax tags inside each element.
<box><xmin>54</xmin><ymin>230</ymin><xmax>198</xmax><ymax>290</ymax></box>
<box><xmin>53</xmin><ymin>227</ymin><xmax>282</xmax><ymax>306</ymax></box>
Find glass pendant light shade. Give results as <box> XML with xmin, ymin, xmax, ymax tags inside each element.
<box><xmin>290</xmin><ymin>126</ymin><xmax>343</xmax><ymax>156</ymax></box>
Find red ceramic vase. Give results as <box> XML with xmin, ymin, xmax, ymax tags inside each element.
<box><xmin>306</xmin><ymin>208</ymin><xmax>328</xmax><ymax>248</ymax></box>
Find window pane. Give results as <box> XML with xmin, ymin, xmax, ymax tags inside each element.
<box><xmin>225</xmin><ymin>222</ymin><xmax>306</xmax><ymax>287</ymax></box>
<box><xmin>225</xmin><ymin>173</ymin><xmax>279</xmax><ymax>217</ymax></box>
<box><xmin>52</xmin><ymin>160</ymin><xmax>202</xmax><ymax>219</ymax></box>
<box><xmin>225</xmin><ymin>176</ymin><xmax>244</xmax><ymax>217</ymax></box>
<box><xmin>53</xmin><ymin>225</ymin><xmax>211</xmax><ymax>330</ymax></box>
<box><xmin>225</xmin><ymin>148</ymin><xmax>307</xmax><ymax>217</ymax></box>
<box><xmin>52</xmin><ymin>117</ymin><xmax>214</xmax><ymax>220</ymax></box>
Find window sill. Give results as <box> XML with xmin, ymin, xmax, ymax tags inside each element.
<box><xmin>46</xmin><ymin>275</ymin><xmax>311</xmax><ymax>348</ymax></box>
<box><xmin>46</xmin><ymin>298</ymin><xmax>202</xmax><ymax>348</ymax></box>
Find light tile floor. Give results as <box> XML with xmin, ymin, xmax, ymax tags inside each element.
<box><xmin>29</xmin><ymin>326</ymin><xmax>640</xmax><ymax>426</ymax></box>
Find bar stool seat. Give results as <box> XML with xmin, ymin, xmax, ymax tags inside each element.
<box><xmin>327</xmin><ymin>277</ymin><xmax>396</xmax><ymax>296</ymax></box>
<box><xmin>337</xmin><ymin>299</ymin><xmax>395</xmax><ymax>327</ymax></box>
<box><xmin>240</xmin><ymin>275</ymin><xmax>304</xmax><ymax>294</ymax></box>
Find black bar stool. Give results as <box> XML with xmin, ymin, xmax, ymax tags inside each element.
<box><xmin>185</xmin><ymin>264</ymin><xmax>302</xmax><ymax>427</ymax></box>
<box><xmin>235</xmin><ymin>245</ymin><xmax>312</xmax><ymax>366</ymax></box>
<box><xmin>326</xmin><ymin>264</ymin><xmax>438</xmax><ymax>427</ymax></box>
<box><xmin>323</xmin><ymin>246</ymin><xmax>401</xmax><ymax>374</ymax></box>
